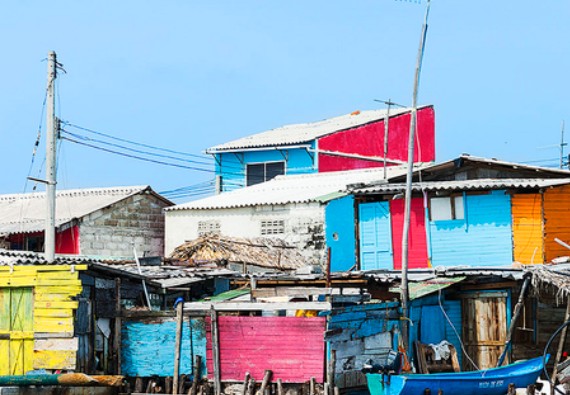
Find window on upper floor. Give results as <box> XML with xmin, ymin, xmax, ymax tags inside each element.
<box><xmin>430</xmin><ymin>195</ymin><xmax>465</xmax><ymax>221</ymax></box>
<box><xmin>246</xmin><ymin>162</ymin><xmax>285</xmax><ymax>187</ymax></box>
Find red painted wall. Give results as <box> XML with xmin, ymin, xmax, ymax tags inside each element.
<box><xmin>8</xmin><ymin>225</ymin><xmax>80</xmax><ymax>254</ymax></box>
<box><xmin>317</xmin><ymin>106</ymin><xmax>435</xmax><ymax>172</ymax></box>
<box><xmin>390</xmin><ymin>197</ymin><xmax>429</xmax><ymax>269</ymax></box>
<box><xmin>206</xmin><ymin>316</ymin><xmax>326</xmax><ymax>383</ymax></box>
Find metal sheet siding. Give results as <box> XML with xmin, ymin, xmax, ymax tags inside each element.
<box><xmin>359</xmin><ymin>202</ymin><xmax>393</xmax><ymax>270</ymax></box>
<box><xmin>390</xmin><ymin>197</ymin><xmax>429</xmax><ymax>269</ymax></box>
<box><xmin>218</xmin><ymin>148</ymin><xmax>315</xmax><ymax>192</ymax></box>
<box><xmin>544</xmin><ymin>185</ymin><xmax>570</xmax><ymax>262</ymax></box>
<box><xmin>429</xmin><ymin>191</ymin><xmax>513</xmax><ymax>267</ymax></box>
<box><xmin>512</xmin><ymin>194</ymin><xmax>544</xmax><ymax>264</ymax></box>
<box><xmin>326</xmin><ymin>196</ymin><xmax>357</xmax><ymax>272</ymax></box>
<box><xmin>317</xmin><ymin>107</ymin><xmax>435</xmax><ymax>172</ymax></box>
<box><xmin>206</xmin><ymin>316</ymin><xmax>326</xmax><ymax>383</ymax></box>
<box><xmin>121</xmin><ymin>318</ymin><xmax>207</xmax><ymax>377</ymax></box>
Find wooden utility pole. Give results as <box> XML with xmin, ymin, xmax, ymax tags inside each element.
<box><xmin>401</xmin><ymin>0</ymin><xmax>431</xmax><ymax>350</ymax></box>
<box><xmin>45</xmin><ymin>51</ymin><xmax>58</xmax><ymax>263</ymax></box>
<box><xmin>173</xmin><ymin>301</ymin><xmax>184</xmax><ymax>394</ymax></box>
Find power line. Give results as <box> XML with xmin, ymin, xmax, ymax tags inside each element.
<box><xmin>61</xmin><ymin>121</ymin><xmax>213</xmax><ymax>161</ymax></box>
<box><xmin>60</xmin><ymin>129</ymin><xmax>213</xmax><ymax>166</ymax></box>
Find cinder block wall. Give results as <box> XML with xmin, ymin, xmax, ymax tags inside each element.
<box><xmin>79</xmin><ymin>193</ymin><xmax>169</xmax><ymax>257</ymax></box>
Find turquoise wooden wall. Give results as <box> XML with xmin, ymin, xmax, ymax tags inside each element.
<box><xmin>429</xmin><ymin>191</ymin><xmax>513</xmax><ymax>267</ymax></box>
<box><xmin>359</xmin><ymin>201</ymin><xmax>393</xmax><ymax>270</ymax></box>
<box><xmin>215</xmin><ymin>146</ymin><xmax>316</xmax><ymax>192</ymax></box>
<box><xmin>121</xmin><ymin>318</ymin><xmax>207</xmax><ymax>377</ymax></box>
<box><xmin>325</xmin><ymin>196</ymin><xmax>356</xmax><ymax>272</ymax></box>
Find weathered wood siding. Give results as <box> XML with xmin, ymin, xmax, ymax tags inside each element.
<box><xmin>206</xmin><ymin>316</ymin><xmax>326</xmax><ymax>383</ymax></box>
<box><xmin>461</xmin><ymin>291</ymin><xmax>507</xmax><ymax>370</ymax></box>
<box><xmin>0</xmin><ymin>264</ymin><xmax>84</xmax><ymax>374</ymax></box>
<box><xmin>512</xmin><ymin>193</ymin><xmax>544</xmax><ymax>264</ymax></box>
<box><xmin>121</xmin><ymin>317</ymin><xmax>207</xmax><ymax>377</ymax></box>
<box><xmin>543</xmin><ymin>185</ymin><xmax>570</xmax><ymax>262</ymax></box>
<box><xmin>327</xmin><ymin>303</ymin><xmax>400</xmax><ymax>389</ymax></box>
<box><xmin>429</xmin><ymin>191</ymin><xmax>513</xmax><ymax>267</ymax></box>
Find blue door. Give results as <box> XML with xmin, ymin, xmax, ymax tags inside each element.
<box><xmin>359</xmin><ymin>202</ymin><xmax>393</xmax><ymax>270</ymax></box>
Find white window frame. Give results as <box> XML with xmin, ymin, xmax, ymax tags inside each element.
<box><xmin>430</xmin><ymin>194</ymin><xmax>465</xmax><ymax>221</ymax></box>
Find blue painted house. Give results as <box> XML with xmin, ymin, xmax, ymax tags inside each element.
<box><xmin>206</xmin><ymin>106</ymin><xmax>435</xmax><ymax>192</ymax></box>
<box><xmin>332</xmin><ymin>155</ymin><xmax>570</xmax><ymax>271</ymax></box>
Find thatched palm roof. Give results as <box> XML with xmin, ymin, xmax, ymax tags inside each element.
<box><xmin>169</xmin><ymin>234</ymin><xmax>307</xmax><ymax>270</ymax></box>
<box><xmin>528</xmin><ymin>264</ymin><xmax>570</xmax><ymax>302</ymax></box>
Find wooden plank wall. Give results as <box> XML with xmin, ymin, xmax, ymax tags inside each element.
<box><xmin>511</xmin><ymin>193</ymin><xmax>544</xmax><ymax>264</ymax></box>
<box><xmin>543</xmin><ymin>185</ymin><xmax>570</xmax><ymax>262</ymax></box>
<box><xmin>0</xmin><ymin>264</ymin><xmax>84</xmax><ymax>373</ymax></box>
<box><xmin>121</xmin><ymin>317</ymin><xmax>207</xmax><ymax>377</ymax></box>
<box><xmin>206</xmin><ymin>316</ymin><xmax>326</xmax><ymax>383</ymax></box>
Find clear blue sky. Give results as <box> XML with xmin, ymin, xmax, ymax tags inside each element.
<box><xmin>1</xmin><ymin>1</ymin><xmax>569</xmax><ymax>202</ymax></box>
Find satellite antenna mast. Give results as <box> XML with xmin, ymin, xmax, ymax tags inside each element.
<box><xmin>374</xmin><ymin>99</ymin><xmax>406</xmax><ymax>179</ymax></box>
<box><xmin>401</xmin><ymin>0</ymin><xmax>432</xmax><ymax>351</ymax></box>
<box><xmin>560</xmin><ymin>120</ymin><xmax>566</xmax><ymax>169</ymax></box>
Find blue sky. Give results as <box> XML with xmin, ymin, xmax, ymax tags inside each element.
<box><xmin>1</xmin><ymin>1</ymin><xmax>569</xmax><ymax>201</ymax></box>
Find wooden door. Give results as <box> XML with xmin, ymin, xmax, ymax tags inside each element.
<box><xmin>0</xmin><ymin>288</ymin><xmax>34</xmax><ymax>375</ymax></box>
<box><xmin>461</xmin><ymin>291</ymin><xmax>507</xmax><ymax>370</ymax></box>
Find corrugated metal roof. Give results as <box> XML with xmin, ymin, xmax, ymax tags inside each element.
<box><xmin>167</xmin><ymin>166</ymin><xmax>416</xmax><ymax>211</ymax></box>
<box><xmin>351</xmin><ymin>178</ymin><xmax>570</xmax><ymax>195</ymax></box>
<box><xmin>0</xmin><ymin>185</ymin><xmax>170</xmax><ymax>235</ymax></box>
<box><xmin>206</xmin><ymin>107</ymin><xmax>419</xmax><ymax>152</ymax></box>
<box><xmin>0</xmin><ymin>249</ymin><xmax>99</xmax><ymax>265</ymax></box>
<box><xmin>90</xmin><ymin>262</ymin><xmax>238</xmax><ymax>289</ymax></box>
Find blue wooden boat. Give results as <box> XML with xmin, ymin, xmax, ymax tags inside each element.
<box><xmin>366</xmin><ymin>356</ymin><xmax>547</xmax><ymax>395</ymax></box>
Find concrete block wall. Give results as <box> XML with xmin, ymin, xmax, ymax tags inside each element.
<box><xmin>79</xmin><ymin>193</ymin><xmax>170</xmax><ymax>257</ymax></box>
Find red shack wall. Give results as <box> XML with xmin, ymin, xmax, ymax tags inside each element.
<box><xmin>390</xmin><ymin>197</ymin><xmax>429</xmax><ymax>269</ymax></box>
<box><xmin>206</xmin><ymin>316</ymin><xmax>326</xmax><ymax>383</ymax></box>
<box><xmin>317</xmin><ymin>106</ymin><xmax>435</xmax><ymax>172</ymax></box>
<box><xmin>7</xmin><ymin>225</ymin><xmax>80</xmax><ymax>255</ymax></box>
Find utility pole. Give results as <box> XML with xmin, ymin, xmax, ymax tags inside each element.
<box><xmin>45</xmin><ymin>51</ymin><xmax>58</xmax><ymax>262</ymax></box>
<box><xmin>560</xmin><ymin>120</ymin><xmax>566</xmax><ymax>169</ymax></box>
<box><xmin>401</xmin><ymin>0</ymin><xmax>431</xmax><ymax>351</ymax></box>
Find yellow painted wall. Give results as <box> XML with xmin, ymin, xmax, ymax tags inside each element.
<box><xmin>544</xmin><ymin>185</ymin><xmax>570</xmax><ymax>262</ymax></box>
<box><xmin>0</xmin><ymin>264</ymin><xmax>85</xmax><ymax>374</ymax></box>
<box><xmin>512</xmin><ymin>193</ymin><xmax>544</xmax><ymax>264</ymax></box>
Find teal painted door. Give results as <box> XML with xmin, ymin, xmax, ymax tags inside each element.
<box><xmin>359</xmin><ymin>202</ymin><xmax>393</xmax><ymax>270</ymax></box>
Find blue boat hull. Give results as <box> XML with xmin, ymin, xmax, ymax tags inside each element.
<box><xmin>366</xmin><ymin>356</ymin><xmax>546</xmax><ymax>395</ymax></box>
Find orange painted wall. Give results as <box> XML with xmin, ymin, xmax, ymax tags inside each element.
<box><xmin>543</xmin><ymin>185</ymin><xmax>570</xmax><ymax>262</ymax></box>
<box><xmin>511</xmin><ymin>194</ymin><xmax>544</xmax><ymax>264</ymax></box>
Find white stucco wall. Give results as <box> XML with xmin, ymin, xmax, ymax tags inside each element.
<box><xmin>165</xmin><ymin>202</ymin><xmax>326</xmax><ymax>265</ymax></box>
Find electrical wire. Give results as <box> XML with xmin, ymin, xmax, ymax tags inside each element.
<box><xmin>61</xmin><ymin>121</ymin><xmax>213</xmax><ymax>161</ymax></box>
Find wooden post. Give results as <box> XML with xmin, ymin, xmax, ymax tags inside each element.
<box><xmin>211</xmin><ymin>306</ymin><xmax>222</xmax><ymax>395</ymax></box>
<box><xmin>333</xmin><ymin>386</ymin><xmax>339</xmax><ymax>395</ymax></box>
<box><xmin>241</xmin><ymin>373</ymin><xmax>250</xmax><ymax>395</ymax></box>
<box><xmin>552</xmin><ymin>295</ymin><xmax>570</xmax><ymax>395</ymax></box>
<box><xmin>259</xmin><ymin>370</ymin><xmax>272</xmax><ymax>395</ymax></box>
<box><xmin>327</xmin><ymin>350</ymin><xmax>336</xmax><ymax>390</ymax></box>
<box><xmin>190</xmin><ymin>355</ymin><xmax>202</xmax><ymax>395</ymax></box>
<box><xmin>310</xmin><ymin>377</ymin><xmax>315</xmax><ymax>395</ymax></box>
<box><xmin>166</xmin><ymin>377</ymin><xmax>173</xmax><ymax>394</ymax></box>
<box><xmin>247</xmin><ymin>378</ymin><xmax>256</xmax><ymax>395</ymax></box>
<box><xmin>277</xmin><ymin>379</ymin><xmax>283</xmax><ymax>395</ymax></box>
<box><xmin>174</xmin><ymin>301</ymin><xmax>184</xmax><ymax>394</ymax></box>
<box><xmin>114</xmin><ymin>278</ymin><xmax>122</xmax><ymax>374</ymax></box>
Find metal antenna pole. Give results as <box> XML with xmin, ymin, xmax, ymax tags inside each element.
<box><xmin>560</xmin><ymin>120</ymin><xmax>566</xmax><ymax>169</ymax></box>
<box><xmin>401</xmin><ymin>0</ymin><xmax>431</xmax><ymax>351</ymax></box>
<box><xmin>45</xmin><ymin>51</ymin><xmax>57</xmax><ymax>262</ymax></box>
<box><xmin>373</xmin><ymin>99</ymin><xmax>407</xmax><ymax>179</ymax></box>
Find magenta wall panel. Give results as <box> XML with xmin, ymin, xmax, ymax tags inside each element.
<box><xmin>317</xmin><ymin>106</ymin><xmax>435</xmax><ymax>172</ymax></box>
<box><xmin>206</xmin><ymin>316</ymin><xmax>326</xmax><ymax>383</ymax></box>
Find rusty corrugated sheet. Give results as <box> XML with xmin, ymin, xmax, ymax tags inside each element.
<box><xmin>544</xmin><ymin>185</ymin><xmax>570</xmax><ymax>262</ymax></box>
<box><xmin>512</xmin><ymin>193</ymin><xmax>544</xmax><ymax>264</ymax></box>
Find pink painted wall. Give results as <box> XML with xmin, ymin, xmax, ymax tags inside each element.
<box><xmin>8</xmin><ymin>225</ymin><xmax>80</xmax><ymax>254</ymax></box>
<box><xmin>206</xmin><ymin>316</ymin><xmax>326</xmax><ymax>383</ymax></box>
<box><xmin>390</xmin><ymin>197</ymin><xmax>429</xmax><ymax>269</ymax></box>
<box><xmin>317</xmin><ymin>106</ymin><xmax>435</xmax><ymax>172</ymax></box>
